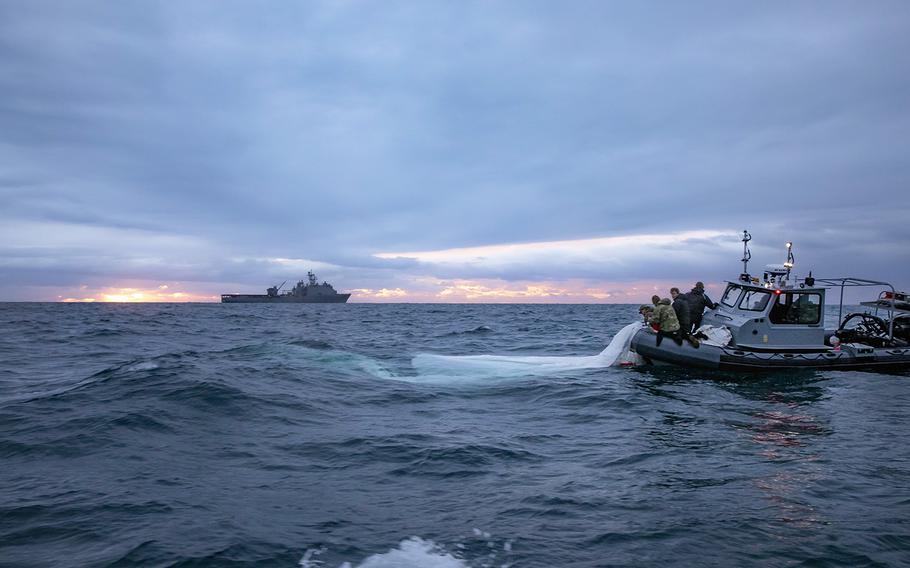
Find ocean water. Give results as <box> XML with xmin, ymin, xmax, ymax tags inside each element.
<box><xmin>2</xmin><ymin>302</ymin><xmax>909</xmax><ymax>567</ymax></box>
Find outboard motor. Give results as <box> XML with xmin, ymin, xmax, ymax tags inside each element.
<box><xmin>836</xmin><ymin>313</ymin><xmax>892</xmax><ymax>348</ymax></box>
<box><xmin>837</xmin><ymin>313</ymin><xmax>910</xmax><ymax>348</ymax></box>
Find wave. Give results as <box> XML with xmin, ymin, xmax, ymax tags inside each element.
<box><xmin>440</xmin><ymin>325</ymin><xmax>494</xmax><ymax>337</ymax></box>
<box><xmin>0</xmin><ymin>357</ymin><xmax>170</xmax><ymax>407</ymax></box>
<box><xmin>79</xmin><ymin>328</ymin><xmax>124</xmax><ymax>338</ymax></box>
<box><xmin>410</xmin><ymin>322</ymin><xmax>643</xmax><ymax>382</ymax></box>
<box><xmin>288</xmin><ymin>339</ymin><xmax>334</xmax><ymax>350</ymax></box>
<box><xmin>2</xmin><ymin>323</ymin><xmax>646</xmax><ymax>409</ymax></box>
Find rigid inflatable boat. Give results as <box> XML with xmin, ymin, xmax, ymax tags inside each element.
<box><xmin>630</xmin><ymin>232</ymin><xmax>910</xmax><ymax>372</ymax></box>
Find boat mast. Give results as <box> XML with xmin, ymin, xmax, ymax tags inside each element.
<box><xmin>740</xmin><ymin>230</ymin><xmax>752</xmax><ymax>282</ymax></box>
<box><xmin>784</xmin><ymin>241</ymin><xmax>795</xmax><ymax>281</ymax></box>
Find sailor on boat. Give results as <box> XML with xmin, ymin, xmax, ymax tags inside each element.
<box><xmin>629</xmin><ymin>231</ymin><xmax>910</xmax><ymax>372</ymax></box>
<box><xmin>684</xmin><ymin>282</ymin><xmax>717</xmax><ymax>333</ymax></box>
<box><xmin>648</xmin><ymin>295</ymin><xmax>682</xmax><ymax>347</ymax></box>
<box><xmin>670</xmin><ymin>287</ymin><xmax>700</xmax><ymax>347</ymax></box>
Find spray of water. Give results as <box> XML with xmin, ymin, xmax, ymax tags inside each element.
<box><xmin>300</xmin><ymin>531</ymin><xmax>515</xmax><ymax>568</ymax></box>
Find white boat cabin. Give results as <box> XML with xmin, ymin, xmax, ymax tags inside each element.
<box><xmin>701</xmin><ymin>281</ymin><xmax>827</xmax><ymax>350</ymax></box>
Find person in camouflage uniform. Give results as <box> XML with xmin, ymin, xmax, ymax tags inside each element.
<box><xmin>649</xmin><ymin>295</ymin><xmax>682</xmax><ymax>346</ymax></box>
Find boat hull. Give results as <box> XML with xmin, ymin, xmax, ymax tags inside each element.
<box><xmin>630</xmin><ymin>329</ymin><xmax>910</xmax><ymax>372</ymax></box>
<box><xmin>221</xmin><ymin>294</ymin><xmax>350</xmax><ymax>304</ymax></box>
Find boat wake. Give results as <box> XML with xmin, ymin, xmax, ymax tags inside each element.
<box><xmin>410</xmin><ymin>322</ymin><xmax>643</xmax><ymax>381</ymax></box>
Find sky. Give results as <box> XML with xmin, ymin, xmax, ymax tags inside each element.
<box><xmin>1</xmin><ymin>1</ymin><xmax>909</xmax><ymax>303</ymax></box>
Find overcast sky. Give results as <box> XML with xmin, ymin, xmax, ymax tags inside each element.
<box><xmin>2</xmin><ymin>1</ymin><xmax>909</xmax><ymax>302</ymax></box>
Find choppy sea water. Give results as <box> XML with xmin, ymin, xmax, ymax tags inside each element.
<box><xmin>2</xmin><ymin>302</ymin><xmax>909</xmax><ymax>568</ymax></box>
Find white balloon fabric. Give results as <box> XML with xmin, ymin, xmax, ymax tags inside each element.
<box><xmin>696</xmin><ymin>325</ymin><xmax>733</xmax><ymax>347</ymax></box>
<box><xmin>411</xmin><ymin>322</ymin><xmax>644</xmax><ymax>380</ymax></box>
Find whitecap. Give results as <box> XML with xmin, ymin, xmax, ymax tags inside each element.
<box><xmin>124</xmin><ymin>361</ymin><xmax>160</xmax><ymax>372</ymax></box>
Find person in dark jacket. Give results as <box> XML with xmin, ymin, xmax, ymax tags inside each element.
<box><xmin>671</xmin><ymin>287</ymin><xmax>699</xmax><ymax>347</ymax></box>
<box><xmin>686</xmin><ymin>281</ymin><xmax>717</xmax><ymax>333</ymax></box>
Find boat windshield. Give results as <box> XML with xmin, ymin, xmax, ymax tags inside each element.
<box><xmin>769</xmin><ymin>292</ymin><xmax>822</xmax><ymax>325</ymax></box>
<box><xmin>739</xmin><ymin>289</ymin><xmax>772</xmax><ymax>312</ymax></box>
<box><xmin>720</xmin><ymin>284</ymin><xmax>743</xmax><ymax>308</ymax></box>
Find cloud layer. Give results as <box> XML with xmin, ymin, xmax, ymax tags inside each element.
<box><xmin>2</xmin><ymin>2</ymin><xmax>909</xmax><ymax>301</ymax></box>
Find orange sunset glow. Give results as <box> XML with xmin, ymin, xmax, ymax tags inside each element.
<box><xmin>347</xmin><ymin>279</ymin><xmax>713</xmax><ymax>303</ymax></box>
<box><xmin>59</xmin><ymin>284</ymin><xmax>217</xmax><ymax>303</ymax></box>
<box><xmin>55</xmin><ymin>279</ymin><xmax>720</xmax><ymax>304</ymax></box>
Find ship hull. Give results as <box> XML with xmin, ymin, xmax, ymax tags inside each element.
<box><xmin>221</xmin><ymin>294</ymin><xmax>350</xmax><ymax>304</ymax></box>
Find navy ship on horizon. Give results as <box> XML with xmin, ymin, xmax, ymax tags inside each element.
<box><xmin>221</xmin><ymin>271</ymin><xmax>351</xmax><ymax>303</ymax></box>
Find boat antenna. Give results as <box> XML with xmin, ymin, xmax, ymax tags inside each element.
<box><xmin>784</xmin><ymin>241</ymin><xmax>794</xmax><ymax>280</ymax></box>
<box><xmin>740</xmin><ymin>230</ymin><xmax>752</xmax><ymax>282</ymax></box>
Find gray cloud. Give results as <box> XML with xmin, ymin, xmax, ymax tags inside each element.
<box><xmin>1</xmin><ymin>1</ymin><xmax>909</xmax><ymax>299</ymax></box>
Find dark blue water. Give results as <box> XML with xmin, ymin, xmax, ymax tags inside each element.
<box><xmin>2</xmin><ymin>303</ymin><xmax>909</xmax><ymax>567</ymax></box>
